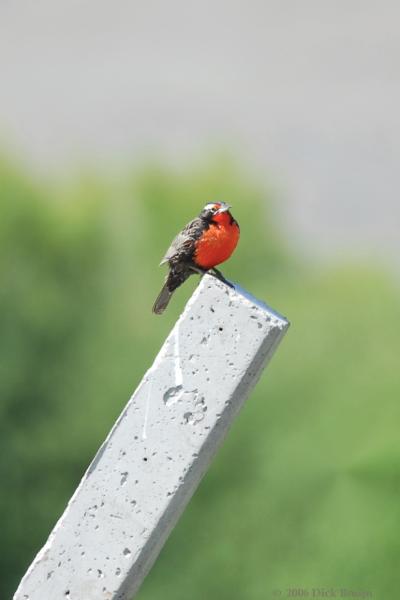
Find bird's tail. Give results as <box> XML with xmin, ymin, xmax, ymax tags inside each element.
<box><xmin>152</xmin><ymin>281</ymin><xmax>173</xmax><ymax>315</ymax></box>
<box><xmin>152</xmin><ymin>268</ymin><xmax>191</xmax><ymax>315</ymax></box>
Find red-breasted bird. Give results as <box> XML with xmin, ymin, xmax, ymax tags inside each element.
<box><xmin>153</xmin><ymin>202</ymin><xmax>240</xmax><ymax>314</ymax></box>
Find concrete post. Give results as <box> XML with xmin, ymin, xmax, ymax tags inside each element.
<box><xmin>14</xmin><ymin>275</ymin><xmax>289</xmax><ymax>600</ymax></box>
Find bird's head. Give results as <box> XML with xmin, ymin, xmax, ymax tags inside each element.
<box><xmin>199</xmin><ymin>202</ymin><xmax>233</xmax><ymax>224</ymax></box>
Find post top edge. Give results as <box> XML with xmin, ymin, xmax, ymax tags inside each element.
<box><xmin>196</xmin><ymin>274</ymin><xmax>290</xmax><ymax>328</ymax></box>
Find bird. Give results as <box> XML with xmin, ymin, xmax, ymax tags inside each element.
<box><xmin>153</xmin><ymin>201</ymin><xmax>240</xmax><ymax>314</ymax></box>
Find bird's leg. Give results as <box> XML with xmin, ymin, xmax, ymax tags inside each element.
<box><xmin>190</xmin><ymin>264</ymin><xmax>234</xmax><ymax>288</ymax></box>
<box><xmin>209</xmin><ymin>267</ymin><xmax>235</xmax><ymax>289</ymax></box>
<box><xmin>189</xmin><ymin>265</ymin><xmax>208</xmax><ymax>277</ymax></box>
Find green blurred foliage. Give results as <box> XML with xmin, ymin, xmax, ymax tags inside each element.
<box><xmin>1</xmin><ymin>156</ymin><xmax>399</xmax><ymax>599</ymax></box>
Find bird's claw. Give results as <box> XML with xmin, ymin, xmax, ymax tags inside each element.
<box><xmin>189</xmin><ymin>265</ymin><xmax>234</xmax><ymax>289</ymax></box>
<box><xmin>209</xmin><ymin>268</ymin><xmax>235</xmax><ymax>289</ymax></box>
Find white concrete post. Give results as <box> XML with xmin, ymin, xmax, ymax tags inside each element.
<box><xmin>14</xmin><ymin>275</ymin><xmax>289</xmax><ymax>600</ymax></box>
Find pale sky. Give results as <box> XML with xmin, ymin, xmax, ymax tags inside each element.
<box><xmin>1</xmin><ymin>0</ymin><xmax>399</xmax><ymax>269</ymax></box>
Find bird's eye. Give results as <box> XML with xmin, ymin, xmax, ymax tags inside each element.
<box><xmin>204</xmin><ymin>203</ymin><xmax>219</xmax><ymax>213</ymax></box>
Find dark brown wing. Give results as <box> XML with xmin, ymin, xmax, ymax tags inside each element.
<box><xmin>160</xmin><ymin>217</ymin><xmax>207</xmax><ymax>266</ymax></box>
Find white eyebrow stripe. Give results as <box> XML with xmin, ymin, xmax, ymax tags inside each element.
<box><xmin>203</xmin><ymin>203</ymin><xmax>218</xmax><ymax>210</ymax></box>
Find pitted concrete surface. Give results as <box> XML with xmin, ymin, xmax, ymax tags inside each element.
<box><xmin>14</xmin><ymin>275</ymin><xmax>289</xmax><ymax>600</ymax></box>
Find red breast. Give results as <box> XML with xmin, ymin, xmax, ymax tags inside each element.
<box><xmin>194</xmin><ymin>211</ymin><xmax>240</xmax><ymax>269</ymax></box>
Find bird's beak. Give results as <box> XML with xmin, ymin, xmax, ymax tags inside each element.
<box><xmin>215</xmin><ymin>204</ymin><xmax>231</xmax><ymax>214</ymax></box>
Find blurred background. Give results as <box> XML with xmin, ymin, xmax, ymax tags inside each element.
<box><xmin>1</xmin><ymin>2</ymin><xmax>399</xmax><ymax>599</ymax></box>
